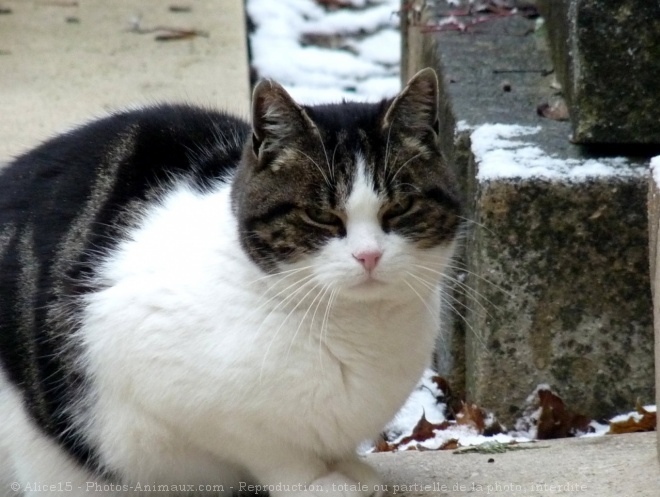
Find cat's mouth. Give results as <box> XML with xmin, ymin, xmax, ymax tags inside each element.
<box><xmin>352</xmin><ymin>274</ymin><xmax>387</xmax><ymax>289</ymax></box>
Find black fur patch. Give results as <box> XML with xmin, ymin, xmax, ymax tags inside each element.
<box><xmin>0</xmin><ymin>104</ymin><xmax>249</xmax><ymax>472</ymax></box>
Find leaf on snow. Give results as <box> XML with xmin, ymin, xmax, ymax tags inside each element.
<box><xmin>536</xmin><ymin>389</ymin><xmax>591</xmax><ymax>439</ymax></box>
<box><xmin>432</xmin><ymin>375</ymin><xmax>464</xmax><ymax>416</ymax></box>
<box><xmin>439</xmin><ymin>438</ymin><xmax>460</xmax><ymax>451</ymax></box>
<box><xmin>456</xmin><ymin>402</ymin><xmax>486</xmax><ymax>433</ymax></box>
<box><xmin>397</xmin><ymin>412</ymin><xmax>451</xmax><ymax>446</ymax></box>
<box><xmin>608</xmin><ymin>402</ymin><xmax>657</xmax><ymax>434</ymax></box>
<box><xmin>372</xmin><ymin>434</ymin><xmax>396</xmax><ymax>453</ymax></box>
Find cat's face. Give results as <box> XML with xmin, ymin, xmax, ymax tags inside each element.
<box><xmin>232</xmin><ymin>69</ymin><xmax>461</xmax><ymax>300</ymax></box>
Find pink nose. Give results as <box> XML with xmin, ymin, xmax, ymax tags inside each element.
<box><xmin>353</xmin><ymin>250</ymin><xmax>382</xmax><ymax>272</ymax></box>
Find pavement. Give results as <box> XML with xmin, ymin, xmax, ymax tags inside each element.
<box><xmin>0</xmin><ymin>1</ymin><xmax>658</xmax><ymax>496</ymax></box>
<box><xmin>0</xmin><ymin>0</ymin><xmax>250</xmax><ymax>162</ymax></box>
<box><xmin>368</xmin><ymin>432</ymin><xmax>659</xmax><ymax>497</ymax></box>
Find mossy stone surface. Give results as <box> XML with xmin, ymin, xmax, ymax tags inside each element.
<box><xmin>465</xmin><ymin>175</ymin><xmax>654</xmax><ymax>422</ymax></box>
<box><xmin>539</xmin><ymin>0</ymin><xmax>660</xmax><ymax>144</ymax></box>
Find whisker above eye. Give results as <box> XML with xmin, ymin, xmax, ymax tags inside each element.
<box><xmin>388</xmin><ymin>152</ymin><xmax>424</xmax><ymax>186</ymax></box>
<box><xmin>298</xmin><ymin>150</ymin><xmax>331</xmax><ymax>188</ymax></box>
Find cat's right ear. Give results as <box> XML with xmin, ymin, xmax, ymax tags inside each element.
<box><xmin>251</xmin><ymin>79</ymin><xmax>314</xmax><ymax>159</ymax></box>
<box><xmin>381</xmin><ymin>68</ymin><xmax>440</xmax><ymax>140</ymax></box>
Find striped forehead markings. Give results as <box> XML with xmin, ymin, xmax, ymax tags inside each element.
<box><xmin>345</xmin><ymin>154</ymin><xmax>382</xmax><ymax>222</ymax></box>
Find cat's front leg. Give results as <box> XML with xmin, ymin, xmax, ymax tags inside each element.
<box><xmin>308</xmin><ymin>459</ymin><xmax>384</xmax><ymax>497</ymax></box>
<box><xmin>252</xmin><ymin>455</ymin><xmax>382</xmax><ymax>497</ymax></box>
<box><xmin>328</xmin><ymin>456</ymin><xmax>384</xmax><ymax>497</ymax></box>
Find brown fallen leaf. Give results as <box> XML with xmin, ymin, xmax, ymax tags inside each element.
<box><xmin>536</xmin><ymin>99</ymin><xmax>569</xmax><ymax>121</ymax></box>
<box><xmin>372</xmin><ymin>435</ymin><xmax>396</xmax><ymax>453</ymax></box>
<box><xmin>439</xmin><ymin>438</ymin><xmax>460</xmax><ymax>450</ymax></box>
<box><xmin>608</xmin><ymin>402</ymin><xmax>657</xmax><ymax>434</ymax></box>
<box><xmin>536</xmin><ymin>389</ymin><xmax>591</xmax><ymax>439</ymax></box>
<box><xmin>456</xmin><ymin>402</ymin><xmax>486</xmax><ymax>433</ymax></box>
<box><xmin>315</xmin><ymin>0</ymin><xmax>353</xmax><ymax>8</ymax></box>
<box><xmin>397</xmin><ymin>412</ymin><xmax>451</xmax><ymax>446</ymax></box>
<box><xmin>432</xmin><ymin>376</ymin><xmax>464</xmax><ymax>417</ymax></box>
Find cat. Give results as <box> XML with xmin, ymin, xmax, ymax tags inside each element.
<box><xmin>0</xmin><ymin>68</ymin><xmax>461</xmax><ymax>497</ymax></box>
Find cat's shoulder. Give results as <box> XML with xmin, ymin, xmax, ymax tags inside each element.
<box><xmin>0</xmin><ymin>102</ymin><xmax>249</xmax><ymax>228</ymax></box>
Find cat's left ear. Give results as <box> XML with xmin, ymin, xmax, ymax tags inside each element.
<box><xmin>382</xmin><ymin>68</ymin><xmax>439</xmax><ymax>139</ymax></box>
<box><xmin>251</xmin><ymin>79</ymin><xmax>316</xmax><ymax>158</ymax></box>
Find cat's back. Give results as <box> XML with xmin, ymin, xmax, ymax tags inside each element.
<box><xmin>0</xmin><ymin>104</ymin><xmax>249</xmax><ymax>229</ymax></box>
<box><xmin>0</xmin><ymin>104</ymin><xmax>249</xmax><ymax>451</ymax></box>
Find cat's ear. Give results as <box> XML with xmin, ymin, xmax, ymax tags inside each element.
<box><xmin>251</xmin><ymin>79</ymin><xmax>315</xmax><ymax>158</ymax></box>
<box><xmin>382</xmin><ymin>68</ymin><xmax>439</xmax><ymax>139</ymax></box>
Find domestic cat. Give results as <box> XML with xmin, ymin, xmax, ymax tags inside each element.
<box><xmin>0</xmin><ymin>68</ymin><xmax>461</xmax><ymax>497</ymax></box>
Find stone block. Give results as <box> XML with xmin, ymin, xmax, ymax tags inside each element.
<box><xmin>402</xmin><ymin>1</ymin><xmax>656</xmax><ymax>424</ymax></box>
<box><xmin>538</xmin><ymin>0</ymin><xmax>660</xmax><ymax>145</ymax></box>
<box><xmin>466</xmin><ymin>126</ymin><xmax>653</xmax><ymax>423</ymax></box>
<box><xmin>648</xmin><ymin>158</ymin><xmax>660</xmax><ymax>462</ymax></box>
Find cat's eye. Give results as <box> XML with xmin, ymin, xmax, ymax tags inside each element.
<box><xmin>305</xmin><ymin>207</ymin><xmax>343</xmax><ymax>227</ymax></box>
<box><xmin>384</xmin><ymin>197</ymin><xmax>414</xmax><ymax>219</ymax></box>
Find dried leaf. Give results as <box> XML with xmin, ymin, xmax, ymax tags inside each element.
<box><xmin>431</xmin><ymin>375</ymin><xmax>450</xmax><ymax>395</ymax></box>
<box><xmin>398</xmin><ymin>414</ymin><xmax>446</xmax><ymax>446</ymax></box>
<box><xmin>315</xmin><ymin>0</ymin><xmax>353</xmax><ymax>8</ymax></box>
<box><xmin>372</xmin><ymin>435</ymin><xmax>396</xmax><ymax>453</ymax></box>
<box><xmin>536</xmin><ymin>100</ymin><xmax>569</xmax><ymax>121</ymax></box>
<box><xmin>439</xmin><ymin>438</ymin><xmax>460</xmax><ymax>450</ymax></box>
<box><xmin>609</xmin><ymin>403</ymin><xmax>657</xmax><ymax>434</ymax></box>
<box><xmin>536</xmin><ymin>389</ymin><xmax>591</xmax><ymax>439</ymax></box>
<box><xmin>169</xmin><ymin>5</ymin><xmax>192</xmax><ymax>13</ymax></box>
<box><xmin>456</xmin><ymin>402</ymin><xmax>486</xmax><ymax>433</ymax></box>
<box><xmin>432</xmin><ymin>376</ymin><xmax>464</xmax><ymax>416</ymax></box>
<box><xmin>397</xmin><ymin>413</ymin><xmax>450</xmax><ymax>446</ymax></box>
<box><xmin>154</xmin><ymin>29</ymin><xmax>207</xmax><ymax>41</ymax></box>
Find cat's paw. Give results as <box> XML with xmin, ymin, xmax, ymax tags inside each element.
<box><xmin>331</xmin><ymin>458</ymin><xmax>383</xmax><ymax>496</ymax></box>
<box><xmin>309</xmin><ymin>466</ymin><xmax>383</xmax><ymax>497</ymax></box>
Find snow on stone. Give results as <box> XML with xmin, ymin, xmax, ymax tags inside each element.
<box><xmin>650</xmin><ymin>155</ymin><xmax>660</xmax><ymax>187</ymax></box>
<box><xmin>247</xmin><ymin>0</ymin><xmax>401</xmax><ymax>104</ymax></box>
<box><xmin>472</xmin><ymin>124</ymin><xmax>647</xmax><ymax>181</ymax></box>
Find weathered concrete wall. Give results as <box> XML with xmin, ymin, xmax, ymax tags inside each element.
<box><xmin>539</xmin><ymin>0</ymin><xmax>660</xmax><ymax>144</ymax></box>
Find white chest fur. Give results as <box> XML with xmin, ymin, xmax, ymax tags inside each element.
<box><xmin>77</xmin><ymin>181</ymin><xmax>443</xmax><ymax>489</ymax></box>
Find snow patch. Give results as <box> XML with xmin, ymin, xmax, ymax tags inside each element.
<box><xmin>247</xmin><ymin>0</ymin><xmax>401</xmax><ymax>104</ymax></box>
<box><xmin>609</xmin><ymin>405</ymin><xmax>657</xmax><ymax>424</ymax></box>
<box><xmin>385</xmin><ymin>369</ymin><xmax>447</xmax><ymax>438</ymax></box>
<box><xmin>472</xmin><ymin>124</ymin><xmax>646</xmax><ymax>181</ymax></box>
<box><xmin>650</xmin><ymin>155</ymin><xmax>660</xmax><ymax>188</ymax></box>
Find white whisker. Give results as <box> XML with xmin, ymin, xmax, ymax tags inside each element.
<box><xmin>403</xmin><ymin>276</ymin><xmax>440</xmax><ymax>328</ymax></box>
<box><xmin>285</xmin><ymin>282</ymin><xmax>324</xmax><ymax>358</ymax></box>
<box><xmin>259</xmin><ymin>275</ymin><xmax>318</xmax><ymax>382</ymax></box>
<box><xmin>298</xmin><ymin>150</ymin><xmax>331</xmax><ymax>187</ymax></box>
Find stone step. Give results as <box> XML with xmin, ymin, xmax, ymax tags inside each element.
<box><xmin>538</xmin><ymin>0</ymin><xmax>660</xmax><ymax>145</ymax></box>
<box><xmin>400</xmin><ymin>0</ymin><xmax>654</xmax><ymax>425</ymax></box>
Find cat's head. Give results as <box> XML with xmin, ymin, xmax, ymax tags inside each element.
<box><xmin>232</xmin><ymin>68</ymin><xmax>462</xmax><ymax>301</ymax></box>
